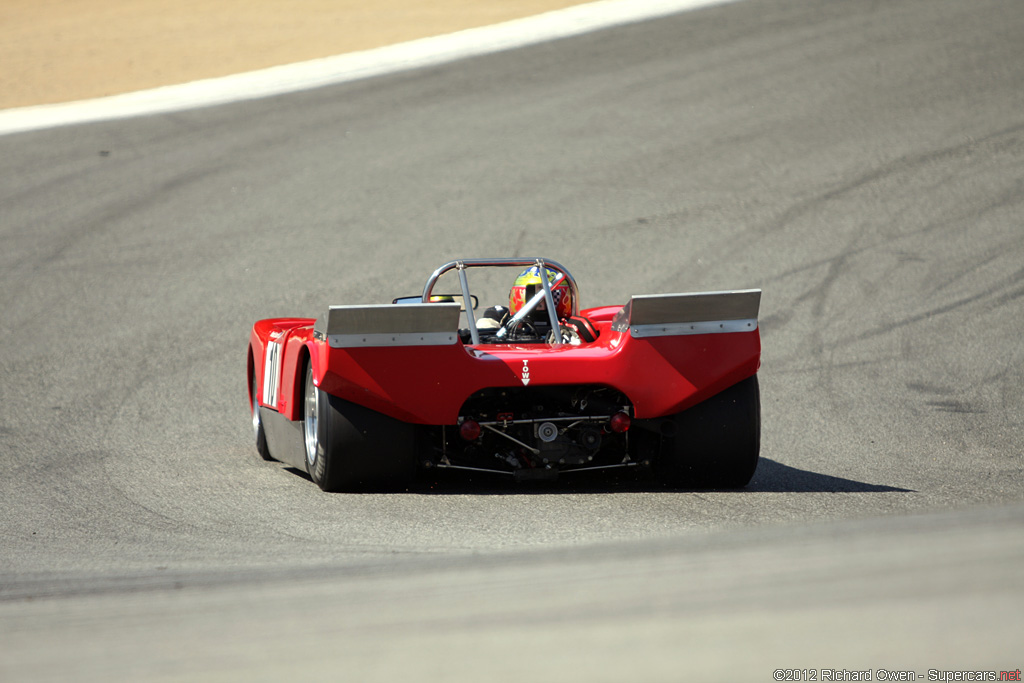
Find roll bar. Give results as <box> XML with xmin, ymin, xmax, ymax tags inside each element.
<box><xmin>421</xmin><ymin>258</ymin><xmax>580</xmax><ymax>345</ymax></box>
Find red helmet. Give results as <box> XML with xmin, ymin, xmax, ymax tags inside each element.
<box><xmin>509</xmin><ymin>266</ymin><xmax>573</xmax><ymax>319</ymax></box>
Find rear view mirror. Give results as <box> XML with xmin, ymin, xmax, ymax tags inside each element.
<box><xmin>392</xmin><ymin>294</ymin><xmax>478</xmax><ymax>312</ymax></box>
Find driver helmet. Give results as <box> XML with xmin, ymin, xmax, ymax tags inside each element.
<box><xmin>508</xmin><ymin>266</ymin><xmax>573</xmax><ymax>320</ymax></box>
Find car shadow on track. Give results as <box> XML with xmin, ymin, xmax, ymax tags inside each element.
<box><xmin>745</xmin><ymin>458</ymin><xmax>914</xmax><ymax>493</ymax></box>
<box><xmin>283</xmin><ymin>457</ymin><xmax>912</xmax><ymax>494</ymax></box>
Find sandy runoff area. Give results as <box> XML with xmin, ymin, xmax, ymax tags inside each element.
<box><xmin>1</xmin><ymin>0</ymin><xmax>590</xmax><ymax>109</ymax></box>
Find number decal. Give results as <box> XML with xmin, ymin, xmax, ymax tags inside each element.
<box><xmin>262</xmin><ymin>341</ymin><xmax>282</xmax><ymax>408</ymax></box>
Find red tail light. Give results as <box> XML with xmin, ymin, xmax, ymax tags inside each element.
<box><xmin>609</xmin><ymin>412</ymin><xmax>631</xmax><ymax>433</ymax></box>
<box><xmin>459</xmin><ymin>420</ymin><xmax>481</xmax><ymax>441</ymax></box>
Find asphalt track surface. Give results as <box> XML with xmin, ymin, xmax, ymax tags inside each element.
<box><xmin>2</xmin><ymin>0</ymin><xmax>1023</xmax><ymax>680</ymax></box>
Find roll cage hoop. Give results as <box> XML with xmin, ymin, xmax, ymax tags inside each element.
<box><xmin>421</xmin><ymin>258</ymin><xmax>580</xmax><ymax>345</ymax></box>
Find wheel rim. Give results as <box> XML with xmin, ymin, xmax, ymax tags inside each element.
<box><xmin>303</xmin><ymin>368</ymin><xmax>319</xmax><ymax>469</ymax></box>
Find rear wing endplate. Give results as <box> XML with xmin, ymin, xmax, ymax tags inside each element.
<box><xmin>612</xmin><ymin>290</ymin><xmax>761</xmax><ymax>338</ymax></box>
<box><xmin>314</xmin><ymin>303</ymin><xmax>461</xmax><ymax>348</ymax></box>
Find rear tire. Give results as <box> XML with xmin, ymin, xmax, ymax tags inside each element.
<box><xmin>302</xmin><ymin>362</ymin><xmax>417</xmax><ymax>492</ymax></box>
<box><xmin>656</xmin><ymin>375</ymin><xmax>761</xmax><ymax>488</ymax></box>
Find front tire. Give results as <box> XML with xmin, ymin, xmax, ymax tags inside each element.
<box><xmin>302</xmin><ymin>361</ymin><xmax>417</xmax><ymax>492</ymax></box>
<box><xmin>252</xmin><ymin>374</ymin><xmax>274</xmax><ymax>461</ymax></box>
<box><xmin>656</xmin><ymin>375</ymin><xmax>761</xmax><ymax>488</ymax></box>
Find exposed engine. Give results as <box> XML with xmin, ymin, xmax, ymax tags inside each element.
<box><xmin>429</xmin><ymin>385</ymin><xmax>634</xmax><ymax>480</ymax></box>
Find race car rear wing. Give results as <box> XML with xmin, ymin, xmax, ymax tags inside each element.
<box><xmin>313</xmin><ymin>303</ymin><xmax>461</xmax><ymax>348</ymax></box>
<box><xmin>612</xmin><ymin>289</ymin><xmax>761</xmax><ymax>338</ymax></box>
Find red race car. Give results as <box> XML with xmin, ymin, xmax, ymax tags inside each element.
<box><xmin>247</xmin><ymin>258</ymin><xmax>761</xmax><ymax>491</ymax></box>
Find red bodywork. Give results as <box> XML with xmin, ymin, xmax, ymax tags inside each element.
<box><xmin>248</xmin><ymin>304</ymin><xmax>760</xmax><ymax>426</ymax></box>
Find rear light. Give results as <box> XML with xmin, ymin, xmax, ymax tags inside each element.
<box><xmin>459</xmin><ymin>420</ymin><xmax>481</xmax><ymax>441</ymax></box>
<box><xmin>609</xmin><ymin>412</ymin><xmax>631</xmax><ymax>433</ymax></box>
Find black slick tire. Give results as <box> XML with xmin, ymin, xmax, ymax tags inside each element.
<box><xmin>252</xmin><ymin>374</ymin><xmax>274</xmax><ymax>461</ymax></box>
<box><xmin>657</xmin><ymin>375</ymin><xmax>761</xmax><ymax>489</ymax></box>
<box><xmin>302</xmin><ymin>362</ymin><xmax>417</xmax><ymax>492</ymax></box>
